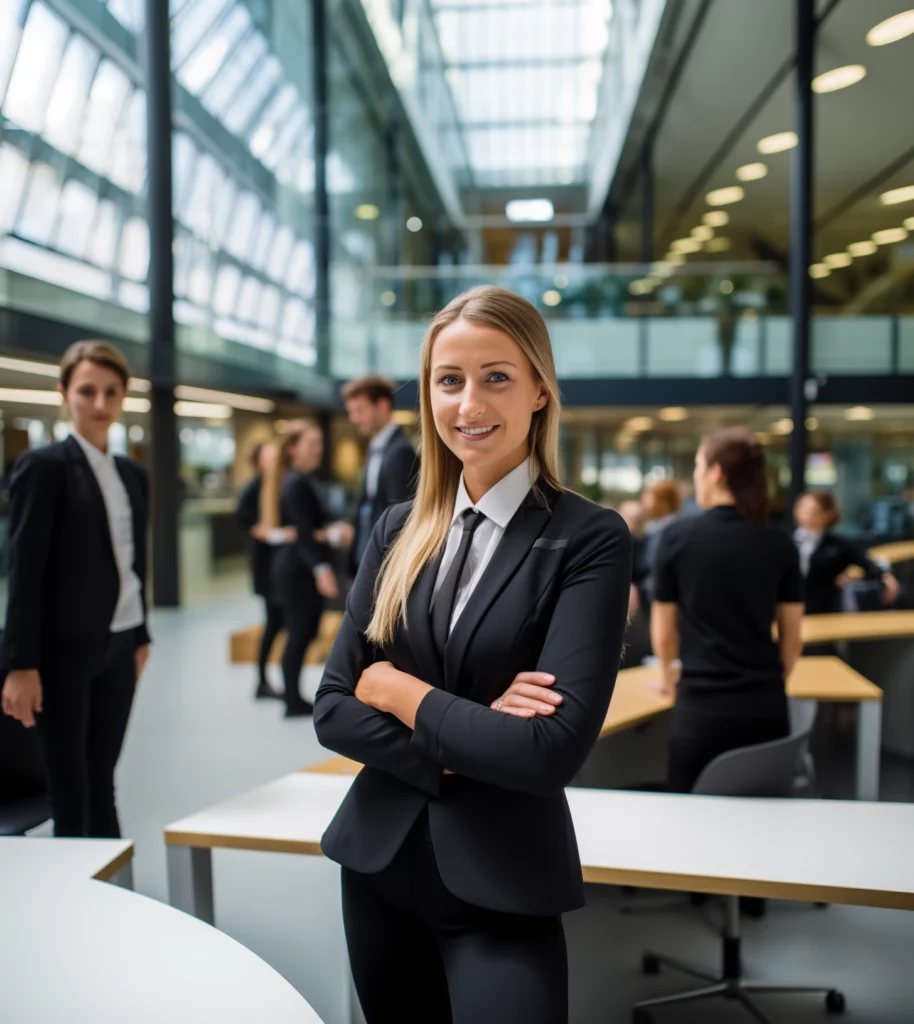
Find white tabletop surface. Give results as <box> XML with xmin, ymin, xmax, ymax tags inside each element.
<box><xmin>165</xmin><ymin>772</ymin><xmax>914</xmax><ymax>910</ymax></box>
<box><xmin>0</xmin><ymin>838</ymin><xmax>325</xmax><ymax>1024</ymax></box>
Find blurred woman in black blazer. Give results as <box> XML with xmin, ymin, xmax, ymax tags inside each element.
<box><xmin>269</xmin><ymin>421</ymin><xmax>339</xmax><ymax>717</ymax></box>
<box><xmin>0</xmin><ymin>341</ymin><xmax>151</xmax><ymax>837</ymax></box>
<box><xmin>314</xmin><ymin>286</ymin><xmax>632</xmax><ymax>1024</ymax></box>
<box><xmin>235</xmin><ymin>442</ymin><xmax>292</xmax><ymax>700</ymax></box>
<box><xmin>794</xmin><ymin>491</ymin><xmax>899</xmax><ymax>615</ymax></box>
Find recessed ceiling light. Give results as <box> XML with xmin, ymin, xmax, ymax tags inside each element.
<box><xmin>904</xmin><ymin>217</ymin><xmax>914</xmax><ymax>231</ymax></box>
<box><xmin>848</xmin><ymin>240</ymin><xmax>878</xmax><ymax>257</ymax></box>
<box><xmin>659</xmin><ymin>407</ymin><xmax>688</xmax><ymax>422</ymax></box>
<box><xmin>505</xmin><ymin>198</ymin><xmax>554</xmax><ymax>222</ymax></box>
<box><xmin>628</xmin><ymin>279</ymin><xmax>652</xmax><ymax>296</ymax></box>
<box><xmin>736</xmin><ymin>162</ymin><xmax>768</xmax><ymax>182</ymax></box>
<box><xmin>844</xmin><ymin>406</ymin><xmax>875</xmax><ymax>421</ymax></box>
<box><xmin>757</xmin><ymin>131</ymin><xmax>798</xmax><ymax>155</ymax></box>
<box><xmin>706</xmin><ymin>236</ymin><xmax>732</xmax><ymax>252</ymax></box>
<box><xmin>355</xmin><ymin>204</ymin><xmax>380</xmax><ymax>220</ymax></box>
<box><xmin>406</xmin><ymin>216</ymin><xmax>423</xmax><ymax>232</ymax></box>
<box><xmin>866</xmin><ymin>10</ymin><xmax>914</xmax><ymax>46</ymax></box>
<box><xmin>812</xmin><ymin>64</ymin><xmax>867</xmax><ymax>93</ymax></box>
<box><xmin>667</xmin><ymin>253</ymin><xmax>686</xmax><ymax>266</ymax></box>
<box><xmin>872</xmin><ymin>227</ymin><xmax>908</xmax><ymax>245</ymax></box>
<box><xmin>691</xmin><ymin>225</ymin><xmax>714</xmax><ymax>241</ymax></box>
<box><xmin>671</xmin><ymin>237</ymin><xmax>703</xmax><ymax>253</ymax></box>
<box><xmin>542</xmin><ymin>289</ymin><xmax>562</xmax><ymax>307</ymax></box>
<box><xmin>703</xmin><ymin>211</ymin><xmax>729</xmax><ymax>227</ymax></box>
<box><xmin>706</xmin><ymin>186</ymin><xmax>745</xmax><ymax>206</ymax></box>
<box><xmin>771</xmin><ymin>418</ymin><xmax>794</xmax><ymax>435</ymax></box>
<box><xmin>380</xmin><ymin>290</ymin><xmax>396</xmax><ymax>306</ymax></box>
<box><xmin>880</xmin><ymin>185</ymin><xmax>914</xmax><ymax>206</ymax></box>
<box><xmin>823</xmin><ymin>252</ymin><xmax>852</xmax><ymax>268</ymax></box>
<box><xmin>809</xmin><ymin>263</ymin><xmax>831</xmax><ymax>279</ymax></box>
<box><xmin>806</xmin><ymin>417</ymin><xmax>819</xmax><ymax>431</ymax></box>
<box><xmin>626</xmin><ymin>416</ymin><xmax>654</xmax><ymax>432</ymax></box>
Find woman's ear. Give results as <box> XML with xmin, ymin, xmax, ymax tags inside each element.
<box><xmin>533</xmin><ymin>387</ymin><xmax>548</xmax><ymax>411</ymax></box>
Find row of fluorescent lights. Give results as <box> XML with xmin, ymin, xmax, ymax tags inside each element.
<box><xmin>355</xmin><ymin>205</ymin><xmax>424</xmax><ymax>233</ymax></box>
<box><xmin>811</xmin><ymin>210</ymin><xmax>913</xmax><ymax>279</ymax></box>
<box><xmin>0</xmin><ymin>389</ymin><xmax>238</xmax><ymax>420</ymax></box>
<box><xmin>769</xmin><ymin>406</ymin><xmax>877</xmax><ymax>436</ymax></box>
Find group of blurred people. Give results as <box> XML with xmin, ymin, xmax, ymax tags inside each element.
<box><xmin>235</xmin><ymin>376</ymin><xmax>417</xmax><ymax>717</ymax></box>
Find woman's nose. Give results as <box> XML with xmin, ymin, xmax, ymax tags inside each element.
<box><xmin>459</xmin><ymin>382</ymin><xmax>485</xmax><ymax>419</ymax></box>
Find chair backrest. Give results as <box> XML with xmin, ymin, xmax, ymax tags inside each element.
<box><xmin>788</xmin><ymin>697</ymin><xmax>818</xmax><ymax>737</ymax></box>
<box><xmin>692</xmin><ymin>723</ymin><xmax>815</xmax><ymax>799</ymax></box>
<box><xmin>0</xmin><ymin>709</ymin><xmax>47</xmax><ymax>802</ymax></box>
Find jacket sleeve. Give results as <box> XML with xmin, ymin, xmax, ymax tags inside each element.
<box><xmin>132</xmin><ymin>463</ymin><xmax>152</xmax><ymax>649</ymax></box>
<box><xmin>313</xmin><ymin>505</ymin><xmax>442</xmax><ymax>797</ymax></box>
<box><xmin>235</xmin><ymin>480</ymin><xmax>259</xmax><ymax>531</ymax></box>
<box><xmin>410</xmin><ymin>511</ymin><xmax>632</xmax><ymax>797</ymax></box>
<box><xmin>843</xmin><ymin>537</ymin><xmax>885</xmax><ymax>582</ymax></box>
<box><xmin>2</xmin><ymin>452</ymin><xmax>61</xmax><ymax>671</ymax></box>
<box><xmin>384</xmin><ymin>442</ymin><xmax>419</xmax><ymax>506</ymax></box>
<box><xmin>288</xmin><ymin>476</ymin><xmax>331</xmax><ymax>572</ymax></box>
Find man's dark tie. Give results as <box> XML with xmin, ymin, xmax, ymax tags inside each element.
<box><xmin>431</xmin><ymin>509</ymin><xmax>485</xmax><ymax>654</ymax></box>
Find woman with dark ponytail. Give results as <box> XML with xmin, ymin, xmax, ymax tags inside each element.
<box><xmin>650</xmin><ymin>427</ymin><xmax>805</xmax><ymax>793</ymax></box>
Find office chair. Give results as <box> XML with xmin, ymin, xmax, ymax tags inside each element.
<box><xmin>0</xmin><ymin>703</ymin><xmax>50</xmax><ymax>836</ymax></box>
<box><xmin>632</xmin><ymin>720</ymin><xmax>846</xmax><ymax>1023</ymax></box>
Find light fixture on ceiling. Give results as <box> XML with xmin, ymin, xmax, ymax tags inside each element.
<box><xmin>735</xmin><ymin>162</ymin><xmax>768</xmax><ymax>182</ymax></box>
<box><xmin>823</xmin><ymin>252</ymin><xmax>852</xmax><ymax>269</ymax></box>
<box><xmin>812</xmin><ymin>64</ymin><xmax>867</xmax><ymax>93</ymax></box>
<box><xmin>706</xmin><ymin>236</ymin><xmax>732</xmax><ymax>252</ymax></box>
<box><xmin>757</xmin><ymin>131</ymin><xmax>798</xmax><ymax>154</ymax></box>
<box><xmin>174</xmin><ymin>385</ymin><xmax>274</xmax><ymax>413</ymax></box>
<box><xmin>542</xmin><ymin>290</ymin><xmax>562</xmax><ymax>307</ymax></box>
<box><xmin>844</xmin><ymin>406</ymin><xmax>875</xmax><ymax>421</ymax></box>
<box><xmin>703</xmin><ymin>210</ymin><xmax>729</xmax><ymax>227</ymax></box>
<box><xmin>0</xmin><ymin>388</ymin><xmax>62</xmax><ymax>406</ymax></box>
<box><xmin>554</xmin><ymin>273</ymin><xmax>569</xmax><ymax>288</ymax></box>
<box><xmin>174</xmin><ymin>401</ymin><xmax>232</xmax><ymax>419</ymax></box>
<box><xmin>806</xmin><ymin>417</ymin><xmax>819</xmax><ymax>431</ymax></box>
<box><xmin>872</xmin><ymin>227</ymin><xmax>908</xmax><ymax>245</ymax></box>
<box><xmin>505</xmin><ymin>198</ymin><xmax>554</xmax><ymax>223</ymax></box>
<box><xmin>719</xmin><ymin>279</ymin><xmax>734</xmax><ymax>295</ymax></box>
<box><xmin>658</xmin><ymin>407</ymin><xmax>688</xmax><ymax>423</ymax></box>
<box><xmin>809</xmin><ymin>263</ymin><xmax>831</xmax><ymax>279</ymax></box>
<box><xmin>666</xmin><ymin>253</ymin><xmax>686</xmax><ymax>266</ymax></box>
<box><xmin>380</xmin><ymin>290</ymin><xmax>396</xmax><ymax>306</ymax></box>
<box><xmin>628</xmin><ymin>279</ymin><xmax>653</xmax><ymax>296</ymax></box>
<box><xmin>905</xmin><ymin>217</ymin><xmax>914</xmax><ymax>231</ymax></box>
<box><xmin>355</xmin><ymin>204</ymin><xmax>380</xmax><ymax>220</ymax></box>
<box><xmin>626</xmin><ymin>416</ymin><xmax>654</xmax><ymax>432</ymax></box>
<box><xmin>652</xmin><ymin>262</ymin><xmax>675</xmax><ymax>278</ymax></box>
<box><xmin>671</xmin><ymin>237</ymin><xmax>703</xmax><ymax>253</ymax></box>
<box><xmin>879</xmin><ymin>184</ymin><xmax>914</xmax><ymax>205</ymax></box>
<box><xmin>771</xmin><ymin>418</ymin><xmax>794</xmax><ymax>435</ymax></box>
<box><xmin>124</xmin><ymin>398</ymin><xmax>152</xmax><ymax>413</ymax></box>
<box><xmin>706</xmin><ymin>185</ymin><xmax>745</xmax><ymax>206</ymax></box>
<box><xmin>0</xmin><ymin>356</ymin><xmax>59</xmax><ymax>378</ymax></box>
<box><xmin>691</xmin><ymin>225</ymin><xmax>714</xmax><ymax>241</ymax></box>
<box><xmin>406</xmin><ymin>216</ymin><xmax>423</xmax><ymax>232</ymax></box>
<box><xmin>848</xmin><ymin>240</ymin><xmax>878</xmax><ymax>257</ymax></box>
<box><xmin>866</xmin><ymin>10</ymin><xmax>914</xmax><ymax>46</ymax></box>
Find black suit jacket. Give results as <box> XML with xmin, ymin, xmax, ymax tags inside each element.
<box><xmin>235</xmin><ymin>477</ymin><xmax>273</xmax><ymax>598</ymax></box>
<box><xmin>0</xmin><ymin>437</ymin><xmax>150</xmax><ymax>674</ymax></box>
<box><xmin>803</xmin><ymin>532</ymin><xmax>884</xmax><ymax>615</ymax></box>
<box><xmin>271</xmin><ymin>471</ymin><xmax>331</xmax><ymax>606</ymax></box>
<box><xmin>350</xmin><ymin>427</ymin><xmax>418</xmax><ymax>573</ymax></box>
<box><xmin>314</xmin><ymin>484</ymin><xmax>632</xmax><ymax>916</ymax></box>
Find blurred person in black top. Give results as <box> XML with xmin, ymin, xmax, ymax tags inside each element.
<box><xmin>652</xmin><ymin>428</ymin><xmax>805</xmax><ymax>794</ymax></box>
<box><xmin>794</xmin><ymin>491</ymin><xmax>899</xmax><ymax>615</ymax></box>
<box><xmin>640</xmin><ymin>479</ymin><xmax>681</xmax><ymax>605</ymax></box>
<box><xmin>235</xmin><ymin>442</ymin><xmax>293</xmax><ymax>701</ymax></box>
<box><xmin>268</xmin><ymin>421</ymin><xmax>339</xmax><ymax>717</ymax></box>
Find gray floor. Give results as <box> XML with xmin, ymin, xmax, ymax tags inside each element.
<box><xmin>55</xmin><ymin>597</ymin><xmax>914</xmax><ymax>1023</ymax></box>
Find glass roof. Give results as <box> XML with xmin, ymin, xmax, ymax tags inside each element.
<box><xmin>431</xmin><ymin>0</ymin><xmax>614</xmax><ymax>187</ymax></box>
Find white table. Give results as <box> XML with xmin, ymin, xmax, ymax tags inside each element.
<box><xmin>0</xmin><ymin>837</ymin><xmax>325</xmax><ymax>1024</ymax></box>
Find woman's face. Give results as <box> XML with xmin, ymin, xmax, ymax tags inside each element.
<box><xmin>60</xmin><ymin>360</ymin><xmax>125</xmax><ymax>440</ymax></box>
<box><xmin>290</xmin><ymin>428</ymin><xmax>323</xmax><ymax>473</ymax></box>
<box><xmin>795</xmin><ymin>495</ymin><xmax>829</xmax><ymax>532</ymax></box>
<box><xmin>429</xmin><ymin>320</ymin><xmax>547</xmax><ymax>481</ymax></box>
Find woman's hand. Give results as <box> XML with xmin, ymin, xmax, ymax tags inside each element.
<box><xmin>491</xmin><ymin>672</ymin><xmax>561</xmax><ymax>719</ymax></box>
<box><xmin>135</xmin><ymin>645</ymin><xmax>151</xmax><ymax>684</ymax></box>
<box><xmin>315</xmin><ymin>567</ymin><xmax>339</xmax><ymax>599</ymax></box>
<box><xmin>355</xmin><ymin>662</ymin><xmax>433</xmax><ymax>729</ymax></box>
<box><xmin>882</xmin><ymin>572</ymin><xmax>900</xmax><ymax>606</ymax></box>
<box><xmin>355</xmin><ymin>661</ymin><xmax>400</xmax><ymax>710</ymax></box>
<box><xmin>1</xmin><ymin>669</ymin><xmax>43</xmax><ymax>728</ymax></box>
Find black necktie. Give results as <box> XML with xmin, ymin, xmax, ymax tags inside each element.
<box><xmin>431</xmin><ymin>510</ymin><xmax>485</xmax><ymax>655</ymax></box>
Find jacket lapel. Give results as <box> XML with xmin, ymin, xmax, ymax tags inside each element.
<box><xmin>404</xmin><ymin>545</ymin><xmax>447</xmax><ymax>690</ymax></box>
<box><xmin>66</xmin><ymin>436</ymin><xmax>116</xmax><ymax>564</ymax></box>
<box><xmin>443</xmin><ymin>487</ymin><xmax>555</xmax><ymax>693</ymax></box>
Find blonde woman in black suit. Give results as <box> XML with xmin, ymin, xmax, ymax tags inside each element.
<box><xmin>0</xmin><ymin>341</ymin><xmax>150</xmax><ymax>838</ymax></box>
<box><xmin>314</xmin><ymin>286</ymin><xmax>632</xmax><ymax>1023</ymax></box>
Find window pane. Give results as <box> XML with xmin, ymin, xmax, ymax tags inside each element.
<box><xmin>119</xmin><ymin>215</ymin><xmax>149</xmax><ymax>280</ymax></box>
<box><xmin>259</xmin><ymin>284</ymin><xmax>280</xmax><ymax>329</ymax></box>
<box><xmin>286</xmin><ymin>239</ymin><xmax>315</xmax><ymax>296</ymax></box>
<box><xmin>223</xmin><ymin>54</ymin><xmax>281</xmax><ymax>134</ymax></box>
<box><xmin>200</xmin><ymin>27</ymin><xmax>263</xmax><ymax>118</ymax></box>
<box><xmin>249</xmin><ymin>211</ymin><xmax>274</xmax><ymax>271</ymax></box>
<box><xmin>172</xmin><ymin>0</ymin><xmax>233</xmax><ymax>67</ymax></box>
<box><xmin>266</xmin><ymin>224</ymin><xmax>293</xmax><ymax>282</ymax></box>
<box><xmin>183</xmin><ymin>151</ymin><xmax>222</xmax><ymax>234</ymax></box>
<box><xmin>0</xmin><ymin>0</ymin><xmax>25</xmax><ymax>110</ymax></box>
<box><xmin>236</xmin><ymin>275</ymin><xmax>261</xmax><ymax>321</ymax></box>
<box><xmin>249</xmin><ymin>83</ymin><xmax>297</xmax><ymax>161</ymax></box>
<box><xmin>213</xmin><ymin>262</ymin><xmax>240</xmax><ymax>315</ymax></box>
<box><xmin>109</xmin><ymin>88</ymin><xmax>147</xmax><ymax>193</ymax></box>
<box><xmin>173</xmin><ymin>232</ymin><xmax>191</xmax><ymax>295</ymax></box>
<box><xmin>224</xmin><ymin>191</ymin><xmax>258</xmax><ymax>260</ymax></box>
<box><xmin>55</xmin><ymin>178</ymin><xmax>98</xmax><ymax>256</ymax></box>
<box><xmin>44</xmin><ymin>33</ymin><xmax>99</xmax><ymax>156</ymax></box>
<box><xmin>187</xmin><ymin>243</ymin><xmax>213</xmax><ymax>305</ymax></box>
<box><xmin>77</xmin><ymin>59</ymin><xmax>132</xmax><ymax>176</ymax></box>
<box><xmin>87</xmin><ymin>199</ymin><xmax>120</xmax><ymax>267</ymax></box>
<box><xmin>3</xmin><ymin>1</ymin><xmax>68</xmax><ymax>132</ymax></box>
<box><xmin>172</xmin><ymin>132</ymin><xmax>198</xmax><ymax>214</ymax></box>
<box><xmin>177</xmin><ymin>2</ymin><xmax>247</xmax><ymax>95</ymax></box>
<box><xmin>0</xmin><ymin>143</ymin><xmax>29</xmax><ymax>233</ymax></box>
<box><xmin>106</xmin><ymin>0</ymin><xmax>144</xmax><ymax>33</ymax></box>
<box><xmin>210</xmin><ymin>175</ymin><xmax>237</xmax><ymax>246</ymax></box>
<box><xmin>17</xmin><ymin>162</ymin><xmax>62</xmax><ymax>244</ymax></box>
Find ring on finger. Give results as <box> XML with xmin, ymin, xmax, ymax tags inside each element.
<box><xmin>495</xmin><ymin>698</ymin><xmax>504</xmax><ymax>711</ymax></box>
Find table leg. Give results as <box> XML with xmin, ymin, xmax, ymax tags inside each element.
<box><xmin>110</xmin><ymin>859</ymin><xmax>134</xmax><ymax>891</ymax></box>
<box><xmin>856</xmin><ymin>700</ymin><xmax>882</xmax><ymax>802</ymax></box>
<box><xmin>167</xmin><ymin>844</ymin><xmax>215</xmax><ymax>924</ymax></box>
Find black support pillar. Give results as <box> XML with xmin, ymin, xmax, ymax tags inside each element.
<box><xmin>312</xmin><ymin>0</ymin><xmax>331</xmax><ymax>377</ymax></box>
<box><xmin>641</xmin><ymin>143</ymin><xmax>654</xmax><ymax>265</ymax></box>
<box><xmin>788</xmin><ymin>0</ymin><xmax>815</xmax><ymax>508</ymax></box>
<box><xmin>145</xmin><ymin>0</ymin><xmax>180</xmax><ymax>607</ymax></box>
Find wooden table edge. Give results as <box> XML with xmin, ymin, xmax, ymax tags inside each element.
<box><xmin>164</xmin><ymin>830</ymin><xmax>325</xmax><ymax>857</ymax></box>
<box><xmin>93</xmin><ymin>842</ymin><xmax>135</xmax><ymax>882</ymax></box>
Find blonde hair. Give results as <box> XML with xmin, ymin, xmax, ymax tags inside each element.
<box><xmin>259</xmin><ymin>418</ymin><xmax>320</xmax><ymax>529</ymax></box>
<box><xmin>366</xmin><ymin>286</ymin><xmax>564</xmax><ymax>645</ymax></box>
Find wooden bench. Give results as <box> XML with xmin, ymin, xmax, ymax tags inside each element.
<box><xmin>230</xmin><ymin>611</ymin><xmax>343</xmax><ymax>666</ymax></box>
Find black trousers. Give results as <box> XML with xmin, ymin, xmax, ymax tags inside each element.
<box><xmin>258</xmin><ymin>599</ymin><xmax>284</xmax><ymax>684</ymax></box>
<box><xmin>668</xmin><ymin>685</ymin><xmax>790</xmax><ymax>794</ymax></box>
<box><xmin>342</xmin><ymin>811</ymin><xmax>568</xmax><ymax>1024</ymax></box>
<box><xmin>280</xmin><ymin>592</ymin><xmax>323</xmax><ymax>709</ymax></box>
<box><xmin>35</xmin><ymin>631</ymin><xmax>137</xmax><ymax>838</ymax></box>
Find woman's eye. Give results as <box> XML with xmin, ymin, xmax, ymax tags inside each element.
<box><xmin>489</xmin><ymin>372</ymin><xmax>509</xmax><ymax>383</ymax></box>
<box><xmin>438</xmin><ymin>375</ymin><xmax>460</xmax><ymax>387</ymax></box>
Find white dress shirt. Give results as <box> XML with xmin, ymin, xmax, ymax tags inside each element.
<box><xmin>794</xmin><ymin>527</ymin><xmax>822</xmax><ymax>577</ymax></box>
<box><xmin>431</xmin><ymin>457</ymin><xmax>534</xmax><ymax>636</ymax></box>
<box><xmin>365</xmin><ymin>421</ymin><xmax>399</xmax><ymax>500</ymax></box>
<box><xmin>72</xmin><ymin>431</ymin><xmax>144</xmax><ymax>634</ymax></box>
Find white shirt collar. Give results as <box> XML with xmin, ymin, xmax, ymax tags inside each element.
<box><xmin>369</xmin><ymin>421</ymin><xmax>399</xmax><ymax>452</ymax></box>
<box><xmin>72</xmin><ymin>429</ymin><xmax>115</xmax><ymax>468</ymax></box>
<box><xmin>452</xmin><ymin>457</ymin><xmax>533</xmax><ymax>530</ymax></box>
